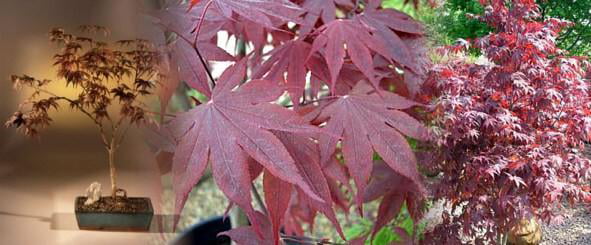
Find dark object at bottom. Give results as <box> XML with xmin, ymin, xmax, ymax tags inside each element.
<box><xmin>173</xmin><ymin>216</ymin><xmax>232</xmax><ymax>245</ymax></box>
<box><xmin>74</xmin><ymin>196</ymin><xmax>153</xmax><ymax>231</ymax></box>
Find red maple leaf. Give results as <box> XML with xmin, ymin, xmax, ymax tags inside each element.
<box><xmin>309</xmin><ymin>81</ymin><xmax>428</xmax><ymax>211</ymax></box>
<box><xmin>171</xmin><ymin>59</ymin><xmax>323</xmax><ymax>230</ymax></box>
<box><xmin>308</xmin><ymin>17</ymin><xmax>420</xmax><ymax>92</ymax></box>
<box><xmin>170</xmin><ymin>38</ymin><xmax>234</xmax><ymax>98</ymax></box>
<box><xmin>309</xmin><ymin>19</ymin><xmax>384</xmax><ymax>91</ymax></box>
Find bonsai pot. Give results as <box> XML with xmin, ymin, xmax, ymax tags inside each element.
<box><xmin>75</xmin><ymin>193</ymin><xmax>153</xmax><ymax>231</ymax></box>
<box><xmin>173</xmin><ymin>215</ymin><xmax>232</xmax><ymax>245</ymax></box>
<box><xmin>507</xmin><ymin>218</ymin><xmax>542</xmax><ymax>245</ymax></box>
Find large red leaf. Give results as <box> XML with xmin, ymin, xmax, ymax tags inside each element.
<box><xmin>358</xmin><ymin>6</ymin><xmax>423</xmax><ymax>35</ymax></box>
<box><xmin>171</xmin><ymin>59</ymin><xmax>323</xmax><ymax>231</ymax></box>
<box><xmin>309</xmin><ymin>19</ymin><xmax>381</xmax><ymax>91</ymax></box>
<box><xmin>310</xmin><ymin>19</ymin><xmax>412</xmax><ymax>91</ymax></box>
<box><xmin>155</xmin><ymin>2</ymin><xmax>235</xmax><ymax>98</ymax></box>
<box><xmin>357</xmin><ymin>9</ymin><xmax>421</xmax><ymax>69</ymax></box>
<box><xmin>309</xmin><ymin>81</ymin><xmax>427</xmax><ymax>211</ymax></box>
<box><xmin>355</xmin><ymin>8</ymin><xmax>419</xmax><ymax>72</ymax></box>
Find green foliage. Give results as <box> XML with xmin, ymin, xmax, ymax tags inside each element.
<box><xmin>382</xmin><ymin>0</ymin><xmax>423</xmax><ymax>17</ymax></box>
<box><xmin>344</xmin><ymin>203</ymin><xmax>427</xmax><ymax>245</ymax></box>
<box><xmin>344</xmin><ymin>219</ymin><xmax>372</xmax><ymax>240</ymax></box>
<box><xmin>185</xmin><ymin>89</ymin><xmax>208</xmax><ymax>105</ymax></box>
<box><xmin>539</xmin><ymin>0</ymin><xmax>591</xmax><ymax>56</ymax></box>
<box><xmin>373</xmin><ymin>227</ymin><xmax>399</xmax><ymax>245</ymax></box>
<box><xmin>382</xmin><ymin>0</ymin><xmax>442</xmax><ymax>43</ymax></box>
<box><xmin>431</xmin><ymin>0</ymin><xmax>492</xmax><ymax>45</ymax></box>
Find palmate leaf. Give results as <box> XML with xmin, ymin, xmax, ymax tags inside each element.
<box><xmin>171</xmin><ymin>59</ymin><xmax>324</xmax><ymax>230</ymax></box>
<box><xmin>309</xmin><ymin>81</ymin><xmax>428</xmax><ymax>211</ymax></box>
<box><xmin>308</xmin><ymin>17</ymin><xmax>421</xmax><ymax>92</ymax></box>
<box><xmin>309</xmin><ymin>19</ymin><xmax>384</xmax><ymax>91</ymax></box>
<box><xmin>155</xmin><ymin>1</ymin><xmax>227</xmax><ymax>39</ymax></box>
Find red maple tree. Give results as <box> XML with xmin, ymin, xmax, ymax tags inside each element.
<box><xmin>422</xmin><ymin>0</ymin><xmax>591</xmax><ymax>243</ymax></box>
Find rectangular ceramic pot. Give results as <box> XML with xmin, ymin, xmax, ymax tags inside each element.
<box><xmin>74</xmin><ymin>196</ymin><xmax>153</xmax><ymax>231</ymax></box>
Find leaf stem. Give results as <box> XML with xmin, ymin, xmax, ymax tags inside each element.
<box><xmin>284</xmin><ymin>95</ymin><xmax>339</xmax><ymax>108</ymax></box>
<box><xmin>191</xmin><ymin>0</ymin><xmax>217</xmax><ymax>89</ymax></box>
<box><xmin>193</xmin><ymin>0</ymin><xmax>214</xmax><ymax>44</ymax></box>
<box><xmin>160</xmin><ymin>27</ymin><xmax>216</xmax><ymax>90</ymax></box>
<box><xmin>251</xmin><ymin>183</ymin><xmax>268</xmax><ymax>215</ymax></box>
<box><xmin>192</xmin><ymin>43</ymin><xmax>216</xmax><ymax>89</ymax></box>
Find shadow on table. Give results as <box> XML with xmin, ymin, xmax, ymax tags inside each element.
<box><xmin>0</xmin><ymin>211</ymin><xmax>178</xmax><ymax>233</ymax></box>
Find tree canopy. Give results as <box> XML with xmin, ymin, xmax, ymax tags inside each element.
<box><xmin>431</xmin><ymin>0</ymin><xmax>591</xmax><ymax>56</ymax></box>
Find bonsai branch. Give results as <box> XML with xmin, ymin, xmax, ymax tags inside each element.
<box><xmin>35</xmin><ymin>88</ymin><xmax>111</xmax><ymax>148</ymax></box>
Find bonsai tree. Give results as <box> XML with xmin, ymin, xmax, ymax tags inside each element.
<box><xmin>5</xmin><ymin>26</ymin><xmax>161</xmax><ymax>200</ymax></box>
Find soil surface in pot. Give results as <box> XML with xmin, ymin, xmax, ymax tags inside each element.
<box><xmin>76</xmin><ymin>197</ymin><xmax>151</xmax><ymax>213</ymax></box>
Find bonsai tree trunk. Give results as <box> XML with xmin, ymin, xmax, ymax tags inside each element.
<box><xmin>108</xmin><ymin>140</ymin><xmax>118</xmax><ymax>198</ymax></box>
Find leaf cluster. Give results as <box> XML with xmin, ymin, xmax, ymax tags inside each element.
<box><xmin>155</xmin><ymin>0</ymin><xmax>433</xmax><ymax>244</ymax></box>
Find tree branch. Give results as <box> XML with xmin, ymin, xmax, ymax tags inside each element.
<box><xmin>36</xmin><ymin>88</ymin><xmax>110</xmax><ymax>148</ymax></box>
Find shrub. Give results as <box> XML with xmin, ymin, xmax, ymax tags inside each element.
<box><xmin>423</xmin><ymin>0</ymin><xmax>591</xmax><ymax>243</ymax></box>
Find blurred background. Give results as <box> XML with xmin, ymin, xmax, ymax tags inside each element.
<box><xmin>0</xmin><ymin>1</ymin><xmax>170</xmax><ymax>244</ymax></box>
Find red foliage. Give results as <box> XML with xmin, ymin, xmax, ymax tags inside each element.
<box><xmin>156</xmin><ymin>0</ymin><xmax>431</xmax><ymax>244</ymax></box>
<box><xmin>423</xmin><ymin>0</ymin><xmax>591</xmax><ymax>243</ymax></box>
